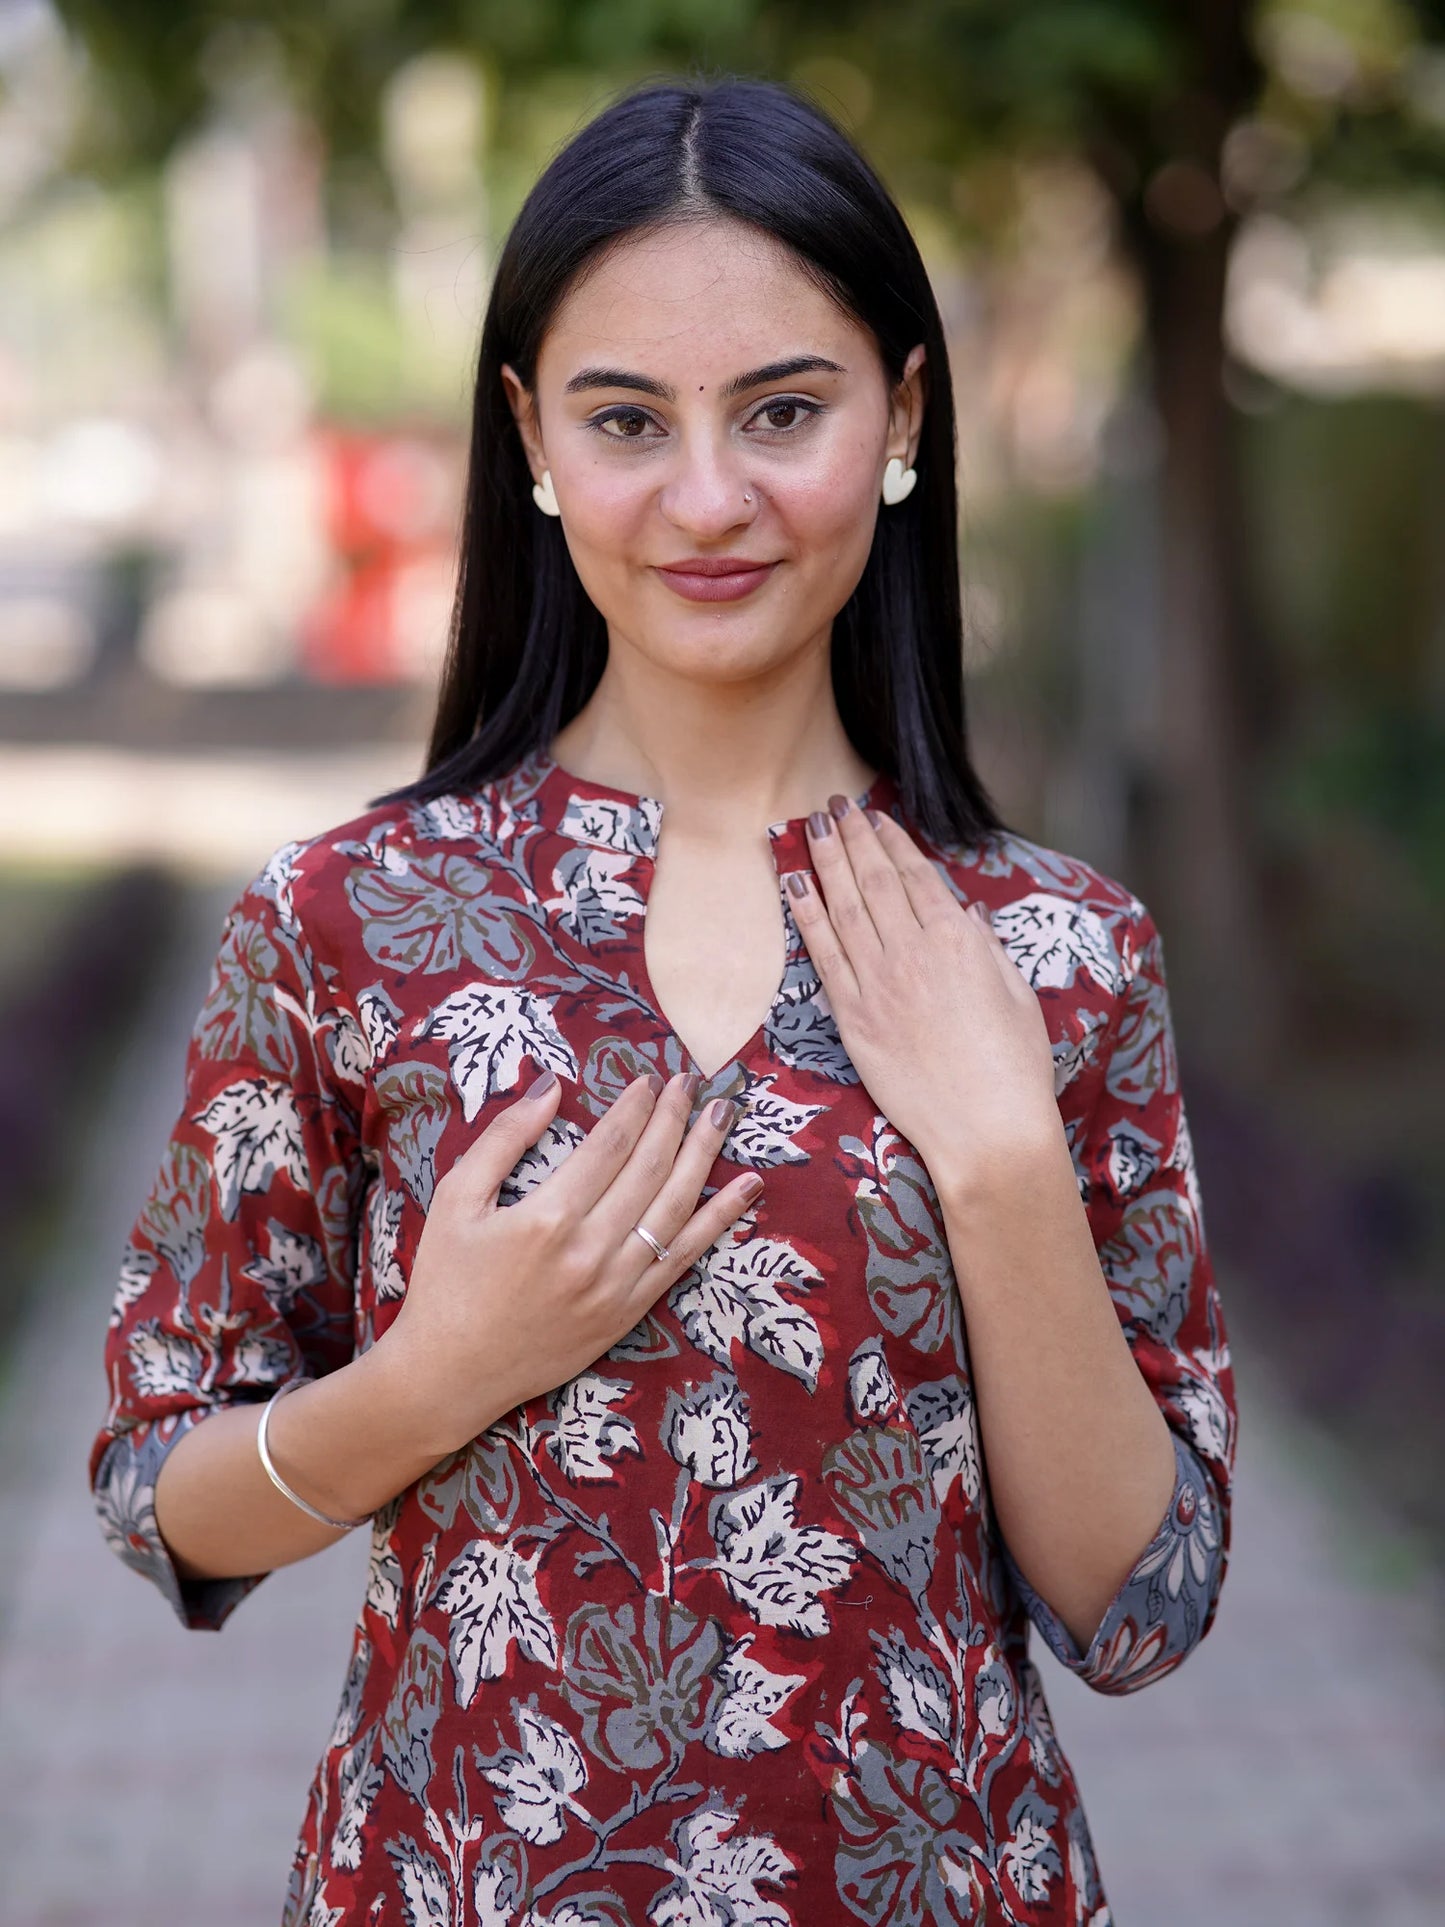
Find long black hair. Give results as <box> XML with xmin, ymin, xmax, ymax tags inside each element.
<box><xmin>369</xmin><ymin>71</ymin><xmax>1010</xmax><ymax>850</ymax></box>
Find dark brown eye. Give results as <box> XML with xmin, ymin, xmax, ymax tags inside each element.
<box><xmin>601</xmin><ymin>409</ymin><xmax>651</xmax><ymax>437</ymax></box>
<box><xmin>763</xmin><ymin>401</ymin><xmax>800</xmax><ymax>429</ymax></box>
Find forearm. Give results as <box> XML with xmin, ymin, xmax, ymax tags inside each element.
<box><xmin>153</xmin><ymin>1337</ymin><xmax>472</xmax><ymax>1583</ymax></box>
<box><xmin>936</xmin><ymin>1129</ymin><xmax>1177</xmax><ymax>1654</ymax></box>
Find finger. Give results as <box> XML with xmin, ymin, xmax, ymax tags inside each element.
<box><xmin>826</xmin><ymin>791</ymin><xmax>921</xmax><ymax>936</ymax></box>
<box><xmin>781</xmin><ymin>867</ymin><xmax>860</xmax><ymax>1007</ymax></box>
<box><xmin>439</xmin><ymin>1060</ymin><xmax>569</xmax><ymax>1208</ymax></box>
<box><xmin>624</xmin><ymin>1159</ymin><xmax>765</xmax><ymax>1317</ymax></box>
<box><xmin>513</xmin><ymin>1068</ymin><xmax>664</xmax><ymax>1218</ymax></box>
<box><xmin>589</xmin><ymin>1086</ymin><xmax>735</xmax><ymax>1264</ymax></box>
<box><xmin>865</xmin><ymin>810</ymin><xmax>966</xmax><ymax>925</ymax></box>
<box><xmin>585</xmin><ymin>1068</ymin><xmax>705</xmax><ymax>1245</ymax></box>
<box><xmin>802</xmin><ymin>802</ymin><xmax>885</xmax><ymax>971</ymax></box>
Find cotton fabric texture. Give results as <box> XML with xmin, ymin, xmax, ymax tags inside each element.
<box><xmin>89</xmin><ymin>746</ymin><xmax>1237</xmax><ymax>1926</ymax></box>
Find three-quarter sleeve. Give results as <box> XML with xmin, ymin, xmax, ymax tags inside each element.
<box><xmin>88</xmin><ymin>842</ymin><xmax>367</xmax><ymax>1631</ymax></box>
<box><xmin>1002</xmin><ymin>898</ymin><xmax>1238</xmax><ymax>1695</ymax></box>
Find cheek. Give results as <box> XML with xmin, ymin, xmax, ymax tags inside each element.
<box><xmin>773</xmin><ymin>457</ymin><xmax>879</xmax><ymax>578</ymax></box>
<box><xmin>556</xmin><ymin>458</ymin><xmax>653</xmax><ymax>556</ymax></box>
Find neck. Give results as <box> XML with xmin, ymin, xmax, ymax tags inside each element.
<box><xmin>546</xmin><ymin>630</ymin><xmax>877</xmax><ymax>841</ymax></box>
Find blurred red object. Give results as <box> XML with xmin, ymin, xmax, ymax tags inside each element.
<box><xmin>300</xmin><ymin>423</ymin><xmax>463</xmax><ymax>683</ymax></box>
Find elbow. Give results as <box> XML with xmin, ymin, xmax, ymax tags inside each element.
<box><xmin>1075</xmin><ymin>1435</ymin><xmax>1231</xmax><ymax>1697</ymax></box>
<box><xmin>1007</xmin><ymin>1430</ymin><xmax>1232</xmax><ymax>1697</ymax></box>
<box><xmin>91</xmin><ymin>1413</ymin><xmax>262</xmax><ymax>1632</ymax></box>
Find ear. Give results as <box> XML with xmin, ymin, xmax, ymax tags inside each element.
<box><xmin>500</xmin><ymin>361</ymin><xmax>547</xmax><ymax>483</ymax></box>
<box><xmin>886</xmin><ymin>344</ymin><xmax>928</xmax><ymax>472</ymax></box>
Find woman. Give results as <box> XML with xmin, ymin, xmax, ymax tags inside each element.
<box><xmin>90</xmin><ymin>73</ymin><xmax>1237</xmax><ymax>1927</ymax></box>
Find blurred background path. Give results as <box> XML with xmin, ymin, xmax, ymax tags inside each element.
<box><xmin>0</xmin><ymin>877</ymin><xmax>1441</xmax><ymax>1927</ymax></box>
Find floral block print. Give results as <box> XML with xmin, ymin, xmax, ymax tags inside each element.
<box><xmin>90</xmin><ymin>749</ymin><xmax>1237</xmax><ymax>1926</ymax></box>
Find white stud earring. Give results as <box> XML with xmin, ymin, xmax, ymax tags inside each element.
<box><xmin>881</xmin><ymin>456</ymin><xmax>917</xmax><ymax>505</ymax></box>
<box><xmin>532</xmin><ymin>468</ymin><xmax>561</xmax><ymax>517</ymax></box>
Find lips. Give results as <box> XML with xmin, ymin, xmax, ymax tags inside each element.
<box><xmin>655</xmin><ymin>559</ymin><xmax>779</xmax><ymax>603</ymax></box>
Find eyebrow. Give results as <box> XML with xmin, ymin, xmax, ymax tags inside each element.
<box><xmin>562</xmin><ymin>354</ymin><xmax>847</xmax><ymax>403</ymax></box>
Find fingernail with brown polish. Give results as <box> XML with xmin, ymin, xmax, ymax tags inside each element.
<box><xmin>710</xmin><ymin>1097</ymin><xmax>737</xmax><ymax>1130</ymax></box>
<box><xmin>786</xmin><ymin>871</ymin><xmax>809</xmax><ymax>898</ymax></box>
<box><xmin>646</xmin><ymin>1072</ymin><xmax>665</xmax><ymax>1094</ymax></box>
<box><xmin>828</xmin><ymin>792</ymin><xmax>852</xmax><ymax>820</ymax></box>
<box><xmin>681</xmin><ymin>1071</ymin><xmax>702</xmax><ymax>1101</ymax></box>
<box><xmin>739</xmin><ymin>1173</ymin><xmax>764</xmax><ymax>1202</ymax></box>
<box><xmin>527</xmin><ymin>1068</ymin><xmax>557</xmax><ymax>1099</ymax></box>
<box><xmin>807</xmin><ymin>810</ymin><xmax>832</xmax><ymax>839</ymax></box>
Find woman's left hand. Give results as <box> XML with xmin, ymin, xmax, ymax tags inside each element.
<box><xmin>787</xmin><ymin>794</ymin><xmax>1063</xmax><ymax>1193</ymax></box>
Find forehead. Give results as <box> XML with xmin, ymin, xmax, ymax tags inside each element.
<box><xmin>535</xmin><ymin>217</ymin><xmax>877</xmax><ymax>386</ymax></box>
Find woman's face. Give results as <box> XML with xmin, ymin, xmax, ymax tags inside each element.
<box><xmin>501</xmin><ymin>216</ymin><xmax>926</xmax><ymax>689</ymax></box>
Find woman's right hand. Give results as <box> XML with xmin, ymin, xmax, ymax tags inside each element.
<box><xmin>378</xmin><ymin>1065</ymin><xmax>761</xmax><ymax>1456</ymax></box>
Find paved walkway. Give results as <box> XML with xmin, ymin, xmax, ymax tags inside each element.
<box><xmin>1</xmin><ymin>884</ymin><xmax>1442</xmax><ymax>1925</ymax></box>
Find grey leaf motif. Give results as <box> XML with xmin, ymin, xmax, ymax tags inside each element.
<box><xmin>415</xmin><ymin>985</ymin><xmax>577</xmax><ymax>1123</ymax></box>
<box><xmin>707</xmin><ymin>1473</ymin><xmax>857</xmax><ymax>1636</ymax></box>
<box><xmin>192</xmin><ymin>1077</ymin><xmax>307</xmax><ymax>1220</ymax></box>
<box><xmin>241</xmin><ymin>1219</ymin><xmax>327</xmax><ymax>1315</ymax></box>
<box><xmin>545</xmin><ymin>845</ymin><xmax>646</xmax><ymax>944</ymax></box>
<box><xmin>381</xmin><ymin>1628</ymin><xmax>446</xmax><ymax>1801</ymax></box>
<box><xmin>431</xmin><ymin>1542</ymin><xmax>558</xmax><ymax>1707</ymax></box>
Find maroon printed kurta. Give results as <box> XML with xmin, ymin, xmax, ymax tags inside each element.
<box><xmin>90</xmin><ymin>745</ymin><xmax>1237</xmax><ymax>1926</ymax></box>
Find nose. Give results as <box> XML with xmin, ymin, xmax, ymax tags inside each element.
<box><xmin>657</xmin><ymin>424</ymin><xmax>758</xmax><ymax>538</ymax></box>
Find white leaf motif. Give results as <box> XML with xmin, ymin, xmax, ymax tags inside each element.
<box><xmin>126</xmin><ymin>1320</ymin><xmax>206</xmax><ymax>1400</ymax></box>
<box><xmin>241</xmin><ymin>1221</ymin><xmax>327</xmax><ymax>1314</ymax></box>
<box><xmin>992</xmin><ymin>892</ymin><xmax>1121</xmax><ymax>997</ymax></box>
<box><xmin>415</xmin><ymin>986</ymin><xmax>577</xmax><ymax>1123</ymax></box>
<box><xmin>356</xmin><ymin>985</ymin><xmax>402</xmax><ymax>1064</ymax></box>
<box><xmin>709</xmin><ymin>1474</ymin><xmax>857</xmax><ymax>1636</ymax></box>
<box><xmin>873</xmin><ymin>1629</ymin><xmax>953</xmax><ymax>1744</ymax></box>
<box><xmin>671</xmin><ymin>1222</ymin><xmax>824</xmax><ymax>1389</ymax></box>
<box><xmin>905</xmin><ymin>1378</ymin><xmax>983</xmax><ymax>1505</ymax></box>
<box><xmin>383</xmin><ymin>1833</ymin><xmax>452</xmax><ymax>1926</ymax></box>
<box><xmin>499</xmin><ymin>1116</ymin><xmax>586</xmax><ymax>1208</ymax></box>
<box><xmin>367</xmin><ymin>1182</ymin><xmax>408</xmax><ymax>1301</ymax></box>
<box><xmin>846</xmin><ymin>1339</ymin><xmax>900</xmax><ymax>1424</ymax></box>
<box><xmin>650</xmin><ymin>1802</ymin><xmax>797</xmax><ymax>1927</ymax></box>
<box><xmin>480</xmin><ymin>1706</ymin><xmax>588</xmax><ymax>1847</ymax></box>
<box><xmin>193</xmin><ymin>1077</ymin><xmax>307</xmax><ymax>1220</ymax></box>
<box><xmin>431</xmin><ymin>1542</ymin><xmax>558</xmax><ymax>1706</ymax></box>
<box><xmin>546</xmin><ymin>1372</ymin><xmax>642</xmax><ymax>1483</ymax></box>
<box><xmin>663</xmin><ymin>1374</ymin><xmax>756</xmax><ymax>1488</ymax></box>
<box><xmin>726</xmin><ymin>1079</ymin><xmax>827</xmax><ymax>1169</ymax></box>
<box><xmin>705</xmin><ymin>1634</ymin><xmax>806</xmax><ymax>1758</ymax></box>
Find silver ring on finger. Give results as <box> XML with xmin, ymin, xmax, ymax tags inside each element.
<box><xmin>631</xmin><ymin>1221</ymin><xmax>669</xmax><ymax>1262</ymax></box>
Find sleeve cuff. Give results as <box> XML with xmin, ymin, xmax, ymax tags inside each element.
<box><xmin>92</xmin><ymin>1411</ymin><xmax>270</xmax><ymax>1632</ymax></box>
<box><xmin>1001</xmin><ymin>1430</ymin><xmax>1225</xmax><ymax>1695</ymax></box>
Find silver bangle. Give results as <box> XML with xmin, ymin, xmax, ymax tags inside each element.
<box><xmin>256</xmin><ymin>1379</ymin><xmax>371</xmax><ymax>1532</ymax></box>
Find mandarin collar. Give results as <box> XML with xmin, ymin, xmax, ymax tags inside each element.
<box><xmin>498</xmin><ymin>745</ymin><xmax>905</xmax><ymax>866</ymax></box>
